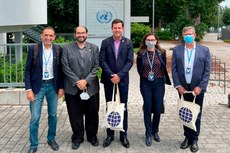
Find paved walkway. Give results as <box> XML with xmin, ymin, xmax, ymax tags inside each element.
<box><xmin>1</xmin><ymin>33</ymin><xmax>230</xmax><ymax>153</ymax></box>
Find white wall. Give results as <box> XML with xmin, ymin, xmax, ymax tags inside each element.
<box><xmin>0</xmin><ymin>0</ymin><xmax>47</xmax><ymax>26</ymax></box>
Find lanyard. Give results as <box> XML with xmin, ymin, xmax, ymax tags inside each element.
<box><xmin>43</xmin><ymin>50</ymin><xmax>52</xmax><ymax>69</ymax></box>
<box><xmin>147</xmin><ymin>51</ymin><xmax>155</xmax><ymax>72</ymax></box>
<box><xmin>186</xmin><ymin>48</ymin><xmax>194</xmax><ymax>65</ymax></box>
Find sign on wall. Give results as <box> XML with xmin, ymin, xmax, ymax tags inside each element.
<box><xmin>86</xmin><ymin>0</ymin><xmax>124</xmax><ymax>37</ymax></box>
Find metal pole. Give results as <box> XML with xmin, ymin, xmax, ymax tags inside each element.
<box><xmin>152</xmin><ymin>0</ymin><xmax>155</xmax><ymax>32</ymax></box>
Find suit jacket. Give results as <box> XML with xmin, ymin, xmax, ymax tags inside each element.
<box><xmin>136</xmin><ymin>50</ymin><xmax>171</xmax><ymax>85</ymax></box>
<box><xmin>172</xmin><ymin>43</ymin><xmax>211</xmax><ymax>91</ymax></box>
<box><xmin>61</xmin><ymin>42</ymin><xmax>99</xmax><ymax>96</ymax></box>
<box><xmin>25</xmin><ymin>42</ymin><xmax>64</xmax><ymax>94</ymax></box>
<box><xmin>99</xmin><ymin>36</ymin><xmax>134</xmax><ymax>86</ymax></box>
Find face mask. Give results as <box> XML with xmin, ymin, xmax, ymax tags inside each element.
<box><xmin>80</xmin><ymin>90</ymin><xmax>90</xmax><ymax>100</ymax></box>
<box><xmin>184</xmin><ymin>35</ymin><xmax>194</xmax><ymax>44</ymax></box>
<box><xmin>145</xmin><ymin>41</ymin><xmax>156</xmax><ymax>49</ymax></box>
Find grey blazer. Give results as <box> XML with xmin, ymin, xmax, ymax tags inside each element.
<box><xmin>172</xmin><ymin>43</ymin><xmax>211</xmax><ymax>91</ymax></box>
<box><xmin>61</xmin><ymin>42</ymin><xmax>99</xmax><ymax>96</ymax></box>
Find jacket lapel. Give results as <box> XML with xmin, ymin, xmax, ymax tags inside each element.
<box><xmin>83</xmin><ymin>42</ymin><xmax>92</xmax><ymax>70</ymax></box>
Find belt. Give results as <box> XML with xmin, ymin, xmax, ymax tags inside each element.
<box><xmin>42</xmin><ymin>79</ymin><xmax>54</xmax><ymax>83</ymax></box>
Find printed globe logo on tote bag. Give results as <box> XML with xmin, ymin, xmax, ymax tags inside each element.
<box><xmin>177</xmin><ymin>92</ymin><xmax>200</xmax><ymax>131</ymax></box>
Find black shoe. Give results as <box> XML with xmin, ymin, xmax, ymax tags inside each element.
<box><xmin>145</xmin><ymin>136</ymin><xmax>152</xmax><ymax>146</ymax></box>
<box><xmin>72</xmin><ymin>142</ymin><xmax>81</xmax><ymax>150</ymax></box>
<box><xmin>27</xmin><ymin>148</ymin><xmax>37</xmax><ymax>153</ymax></box>
<box><xmin>180</xmin><ymin>138</ymin><xmax>190</xmax><ymax>149</ymax></box>
<box><xmin>47</xmin><ymin>140</ymin><xmax>59</xmax><ymax>151</ymax></box>
<box><xmin>88</xmin><ymin>137</ymin><xmax>99</xmax><ymax>147</ymax></box>
<box><xmin>190</xmin><ymin>141</ymin><xmax>199</xmax><ymax>152</ymax></box>
<box><xmin>153</xmin><ymin>133</ymin><xmax>160</xmax><ymax>142</ymax></box>
<box><xmin>103</xmin><ymin>136</ymin><xmax>114</xmax><ymax>147</ymax></box>
<box><xmin>120</xmin><ymin>136</ymin><xmax>130</xmax><ymax>148</ymax></box>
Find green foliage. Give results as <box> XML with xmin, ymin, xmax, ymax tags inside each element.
<box><xmin>53</xmin><ymin>36</ymin><xmax>72</xmax><ymax>43</ymax></box>
<box><xmin>224</xmin><ymin>39</ymin><xmax>230</xmax><ymax>43</ymax></box>
<box><xmin>47</xmin><ymin>0</ymin><xmax>78</xmax><ymax>32</ymax></box>
<box><xmin>97</xmin><ymin>67</ymin><xmax>102</xmax><ymax>79</ymax></box>
<box><xmin>155</xmin><ymin>30</ymin><xmax>174</xmax><ymax>40</ymax></box>
<box><xmin>194</xmin><ymin>23</ymin><xmax>208</xmax><ymax>41</ymax></box>
<box><xmin>131</xmin><ymin>23</ymin><xmax>151</xmax><ymax>47</ymax></box>
<box><xmin>0</xmin><ymin>57</ymin><xmax>25</xmax><ymax>83</ymax></box>
<box><xmin>222</xmin><ymin>8</ymin><xmax>230</xmax><ymax>26</ymax></box>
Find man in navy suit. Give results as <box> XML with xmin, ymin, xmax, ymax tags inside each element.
<box><xmin>172</xmin><ymin>26</ymin><xmax>211</xmax><ymax>152</ymax></box>
<box><xmin>99</xmin><ymin>19</ymin><xmax>134</xmax><ymax>148</ymax></box>
<box><xmin>25</xmin><ymin>27</ymin><xmax>64</xmax><ymax>153</ymax></box>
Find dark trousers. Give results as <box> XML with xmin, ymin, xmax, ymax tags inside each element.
<box><xmin>104</xmin><ymin>83</ymin><xmax>128</xmax><ymax>139</ymax></box>
<box><xmin>180</xmin><ymin>84</ymin><xmax>204</xmax><ymax>142</ymax></box>
<box><xmin>140</xmin><ymin>78</ymin><xmax>165</xmax><ymax>136</ymax></box>
<box><xmin>65</xmin><ymin>91</ymin><xmax>99</xmax><ymax>143</ymax></box>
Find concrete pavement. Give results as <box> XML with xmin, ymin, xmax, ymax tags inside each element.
<box><xmin>1</xmin><ymin>33</ymin><xmax>230</xmax><ymax>153</ymax></box>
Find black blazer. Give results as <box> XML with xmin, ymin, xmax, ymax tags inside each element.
<box><xmin>136</xmin><ymin>50</ymin><xmax>171</xmax><ymax>85</ymax></box>
<box><xmin>25</xmin><ymin>42</ymin><xmax>64</xmax><ymax>94</ymax></box>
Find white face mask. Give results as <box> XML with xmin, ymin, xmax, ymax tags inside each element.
<box><xmin>145</xmin><ymin>40</ymin><xmax>156</xmax><ymax>49</ymax></box>
<box><xmin>80</xmin><ymin>90</ymin><xmax>90</xmax><ymax>100</ymax></box>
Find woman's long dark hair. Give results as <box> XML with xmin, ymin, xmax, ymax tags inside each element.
<box><xmin>137</xmin><ymin>33</ymin><xmax>166</xmax><ymax>57</ymax></box>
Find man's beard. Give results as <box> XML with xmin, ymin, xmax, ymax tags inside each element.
<box><xmin>77</xmin><ymin>37</ymin><xmax>87</xmax><ymax>43</ymax></box>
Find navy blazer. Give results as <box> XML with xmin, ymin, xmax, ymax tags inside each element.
<box><xmin>25</xmin><ymin>42</ymin><xmax>64</xmax><ymax>94</ymax></box>
<box><xmin>136</xmin><ymin>50</ymin><xmax>171</xmax><ymax>85</ymax></box>
<box><xmin>99</xmin><ymin>36</ymin><xmax>134</xmax><ymax>86</ymax></box>
<box><xmin>172</xmin><ymin>43</ymin><xmax>211</xmax><ymax>91</ymax></box>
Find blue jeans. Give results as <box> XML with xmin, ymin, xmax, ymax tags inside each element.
<box><xmin>29</xmin><ymin>82</ymin><xmax>58</xmax><ymax>148</ymax></box>
<box><xmin>140</xmin><ymin>77</ymin><xmax>165</xmax><ymax>136</ymax></box>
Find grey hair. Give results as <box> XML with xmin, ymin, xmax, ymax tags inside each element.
<box><xmin>182</xmin><ymin>26</ymin><xmax>195</xmax><ymax>34</ymax></box>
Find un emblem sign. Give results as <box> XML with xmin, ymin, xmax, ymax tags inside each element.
<box><xmin>179</xmin><ymin>107</ymin><xmax>193</xmax><ymax>123</ymax></box>
<box><xmin>96</xmin><ymin>10</ymin><xmax>113</xmax><ymax>23</ymax></box>
<box><xmin>107</xmin><ymin>111</ymin><xmax>121</xmax><ymax>127</ymax></box>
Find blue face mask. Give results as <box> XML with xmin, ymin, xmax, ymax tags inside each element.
<box><xmin>184</xmin><ymin>35</ymin><xmax>194</xmax><ymax>44</ymax></box>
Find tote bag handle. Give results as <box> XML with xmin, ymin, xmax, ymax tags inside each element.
<box><xmin>111</xmin><ymin>84</ymin><xmax>121</xmax><ymax>106</ymax></box>
<box><xmin>181</xmin><ymin>91</ymin><xmax>196</xmax><ymax>104</ymax></box>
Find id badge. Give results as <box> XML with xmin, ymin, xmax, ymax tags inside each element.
<box><xmin>186</xmin><ymin>67</ymin><xmax>191</xmax><ymax>74</ymax></box>
<box><xmin>148</xmin><ymin>72</ymin><xmax>154</xmax><ymax>81</ymax></box>
<box><xmin>44</xmin><ymin>71</ymin><xmax>49</xmax><ymax>78</ymax></box>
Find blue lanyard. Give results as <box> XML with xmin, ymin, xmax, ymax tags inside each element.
<box><xmin>147</xmin><ymin>51</ymin><xmax>155</xmax><ymax>72</ymax></box>
<box><xmin>186</xmin><ymin>48</ymin><xmax>194</xmax><ymax>65</ymax></box>
<box><xmin>43</xmin><ymin>50</ymin><xmax>52</xmax><ymax>68</ymax></box>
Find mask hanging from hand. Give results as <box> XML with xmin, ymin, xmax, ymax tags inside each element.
<box><xmin>80</xmin><ymin>90</ymin><xmax>90</xmax><ymax>100</ymax></box>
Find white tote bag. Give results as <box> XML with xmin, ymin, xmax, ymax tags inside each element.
<box><xmin>105</xmin><ymin>84</ymin><xmax>125</xmax><ymax>132</ymax></box>
<box><xmin>177</xmin><ymin>92</ymin><xmax>200</xmax><ymax>131</ymax></box>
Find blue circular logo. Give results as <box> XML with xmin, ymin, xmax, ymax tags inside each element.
<box><xmin>96</xmin><ymin>10</ymin><xmax>113</xmax><ymax>23</ymax></box>
<box><xmin>107</xmin><ymin>111</ymin><xmax>121</xmax><ymax>127</ymax></box>
<box><xmin>179</xmin><ymin>107</ymin><xmax>193</xmax><ymax>123</ymax></box>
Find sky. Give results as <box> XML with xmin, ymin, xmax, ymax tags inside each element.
<box><xmin>220</xmin><ymin>0</ymin><xmax>230</xmax><ymax>7</ymax></box>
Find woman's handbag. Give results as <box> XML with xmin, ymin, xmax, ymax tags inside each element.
<box><xmin>105</xmin><ymin>84</ymin><xmax>125</xmax><ymax>132</ymax></box>
<box><xmin>177</xmin><ymin>92</ymin><xmax>200</xmax><ymax>131</ymax></box>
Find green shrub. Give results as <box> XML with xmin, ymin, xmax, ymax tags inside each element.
<box><xmin>155</xmin><ymin>30</ymin><xmax>174</xmax><ymax>40</ymax></box>
<box><xmin>131</xmin><ymin>23</ymin><xmax>151</xmax><ymax>48</ymax></box>
<box><xmin>224</xmin><ymin>39</ymin><xmax>230</xmax><ymax>43</ymax></box>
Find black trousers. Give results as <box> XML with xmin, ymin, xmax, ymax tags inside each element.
<box><xmin>65</xmin><ymin>91</ymin><xmax>99</xmax><ymax>143</ymax></box>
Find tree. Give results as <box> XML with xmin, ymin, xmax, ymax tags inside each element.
<box><xmin>222</xmin><ymin>8</ymin><xmax>230</xmax><ymax>27</ymax></box>
<box><xmin>47</xmin><ymin>0</ymin><xmax>79</xmax><ymax>33</ymax></box>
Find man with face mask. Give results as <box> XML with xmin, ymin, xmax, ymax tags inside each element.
<box><xmin>61</xmin><ymin>26</ymin><xmax>100</xmax><ymax>150</ymax></box>
<box><xmin>172</xmin><ymin>26</ymin><xmax>211</xmax><ymax>152</ymax></box>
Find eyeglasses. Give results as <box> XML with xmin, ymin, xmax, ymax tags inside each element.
<box><xmin>146</xmin><ymin>39</ymin><xmax>156</xmax><ymax>41</ymax></box>
<box><xmin>76</xmin><ymin>32</ymin><xmax>86</xmax><ymax>35</ymax></box>
<box><xmin>183</xmin><ymin>33</ymin><xmax>194</xmax><ymax>36</ymax></box>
